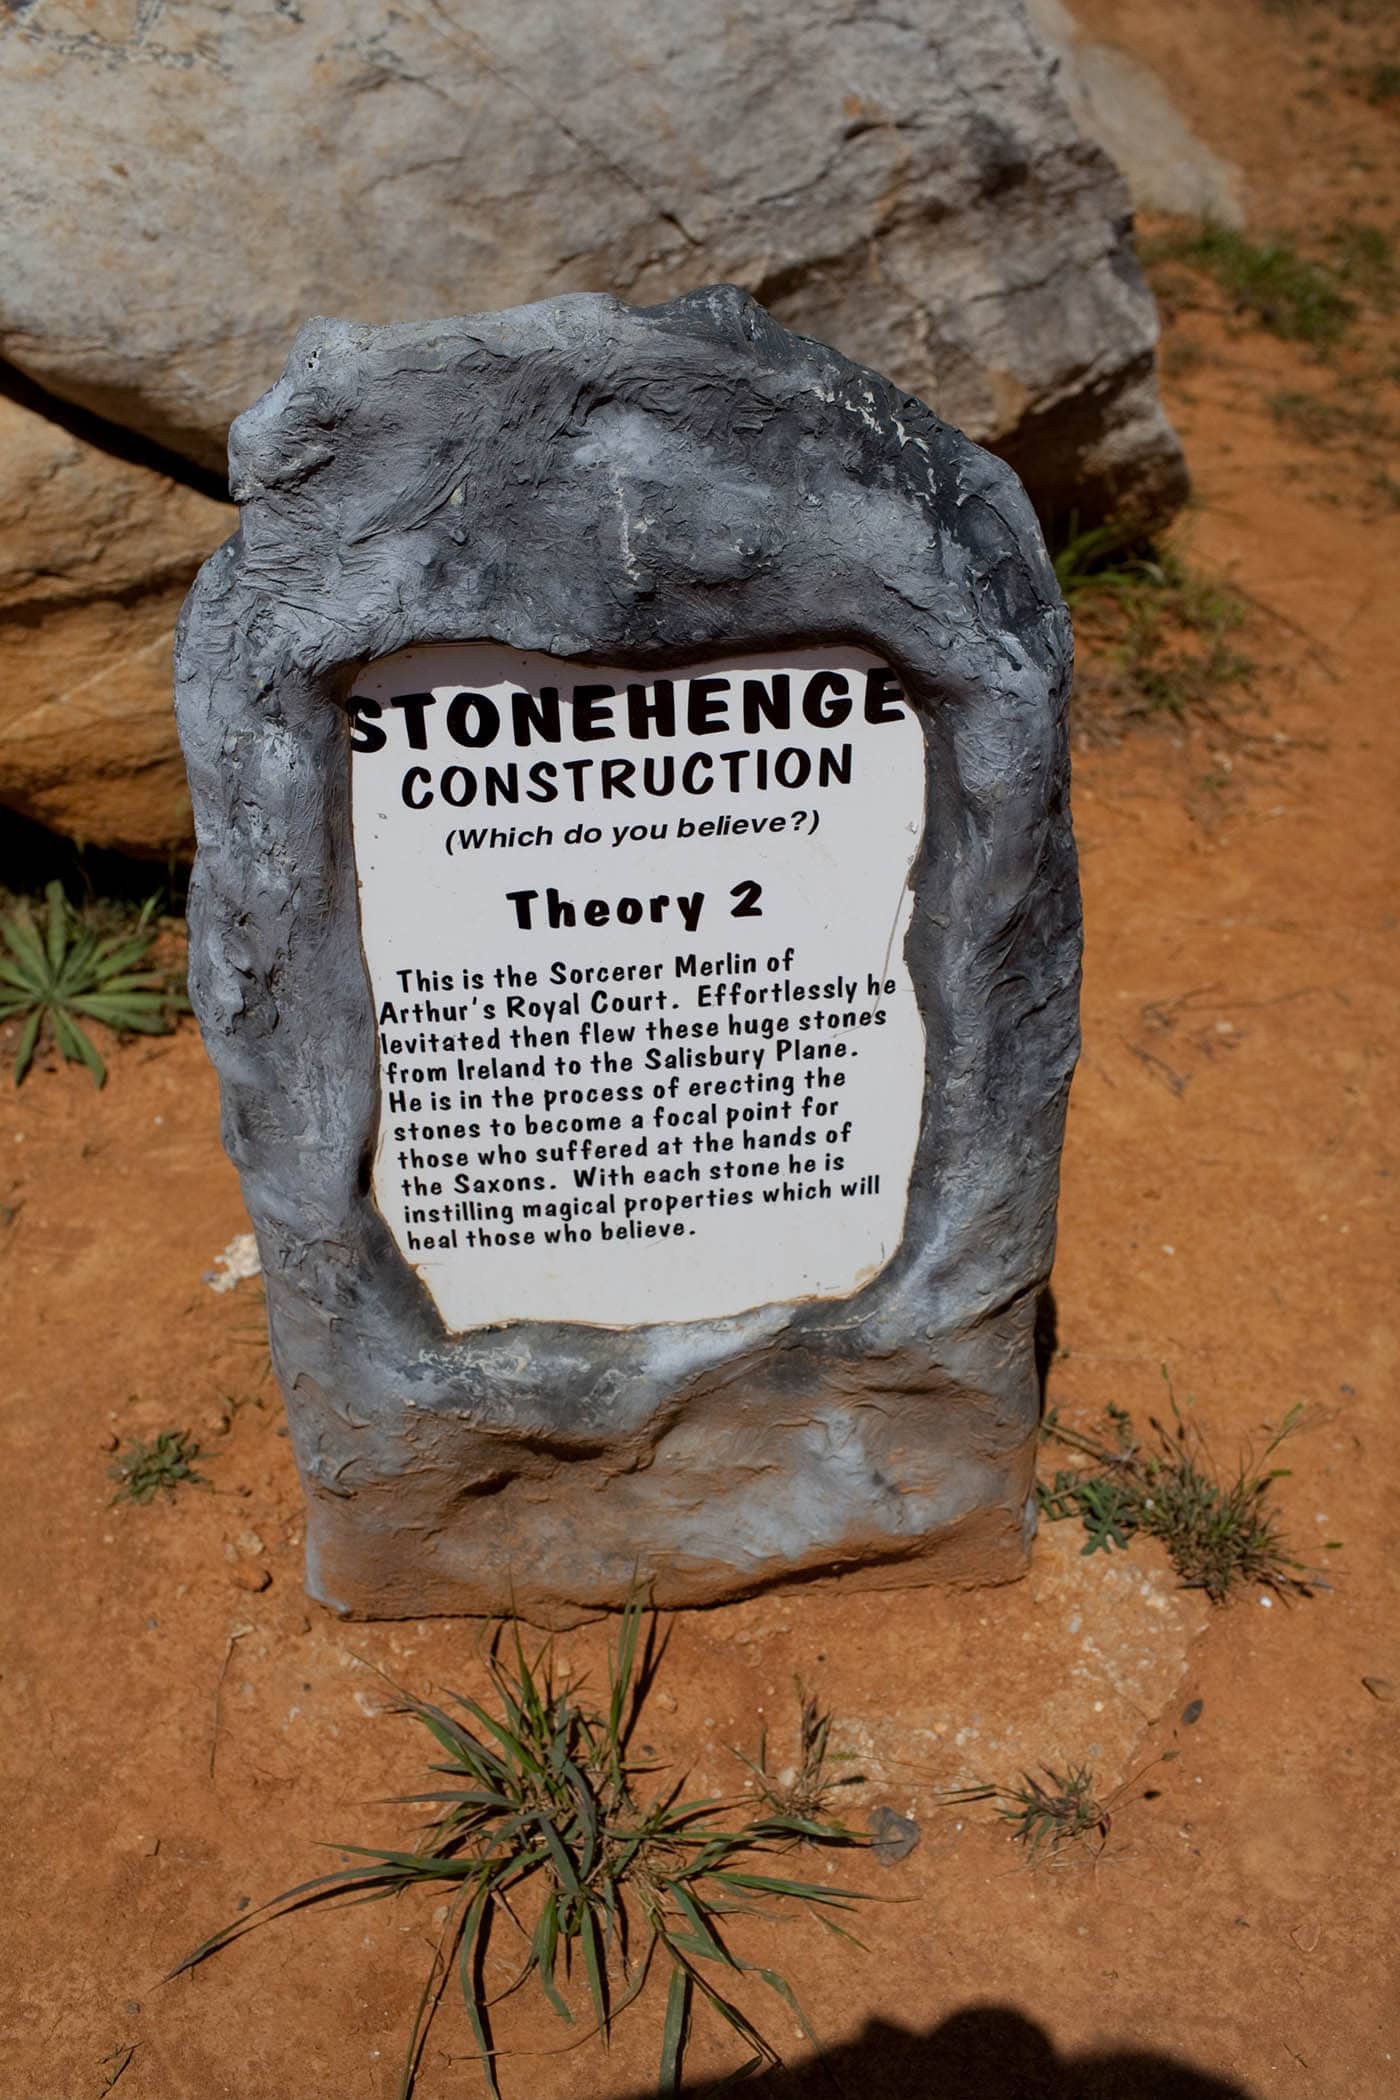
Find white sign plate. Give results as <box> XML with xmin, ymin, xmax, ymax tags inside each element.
<box><xmin>349</xmin><ymin>645</ymin><xmax>926</xmax><ymax>1329</ymax></box>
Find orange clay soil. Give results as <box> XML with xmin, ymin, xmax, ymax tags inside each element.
<box><xmin>2</xmin><ymin>7</ymin><xmax>1398</xmax><ymax>2096</ymax></box>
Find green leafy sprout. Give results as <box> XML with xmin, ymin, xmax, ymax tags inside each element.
<box><xmin>0</xmin><ymin>882</ymin><xmax>185</xmax><ymax>1086</ymax></box>
<box><xmin>1037</xmin><ymin>1373</ymin><xmax>1326</xmax><ymax>1603</ymax></box>
<box><xmin>109</xmin><ymin>1428</ymin><xmax>211</xmax><ymax>1506</ymax></box>
<box><xmin>168</xmin><ymin>1601</ymin><xmax>872</xmax><ymax>2098</ymax></box>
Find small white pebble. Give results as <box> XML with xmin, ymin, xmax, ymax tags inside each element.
<box><xmin>153</xmin><ymin>1115</ymin><xmax>164</xmax><ymax>1126</ymax></box>
<box><xmin>1259</xmin><ymin>1594</ymin><xmax>1274</xmax><ymax>1609</ymax></box>
<box><xmin>1161</xmin><ymin>1244</ymin><xmax>1175</xmax><ymax>1256</ymax></box>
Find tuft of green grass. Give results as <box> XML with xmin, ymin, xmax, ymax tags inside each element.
<box><xmin>732</xmin><ymin>1679</ymin><xmax>864</xmax><ymax>1826</ymax></box>
<box><xmin>938</xmin><ymin>1753</ymin><xmax>1176</xmax><ymax>1864</ymax></box>
<box><xmin>946</xmin><ymin>1765</ymin><xmax>1111</xmax><ymax>1860</ymax></box>
<box><xmin>109</xmin><ymin>1428</ymin><xmax>211</xmax><ymax>1505</ymax></box>
<box><xmin>1037</xmin><ymin>1373</ymin><xmax>1323</xmax><ymax>1603</ymax></box>
<box><xmin>1143</xmin><ymin>223</ymin><xmax>1356</xmax><ymax>347</ymax></box>
<box><xmin>1054</xmin><ymin>524</ymin><xmax>1252</xmax><ymax>726</ymax></box>
<box><xmin>1365</xmin><ymin>61</ymin><xmax>1400</xmax><ymax>103</ymax></box>
<box><xmin>168</xmin><ymin>1602</ymin><xmax>872</xmax><ymax>2099</ymax></box>
<box><xmin>0</xmin><ymin>882</ymin><xmax>185</xmax><ymax>1085</ymax></box>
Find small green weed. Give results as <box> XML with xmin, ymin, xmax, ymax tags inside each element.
<box><xmin>1055</xmin><ymin>524</ymin><xmax>1252</xmax><ymax>727</ymax></box>
<box><xmin>732</xmin><ymin>1679</ymin><xmax>864</xmax><ymax>1825</ymax></box>
<box><xmin>1038</xmin><ymin>1374</ymin><xmax>1321</xmax><ymax>1603</ymax></box>
<box><xmin>1367</xmin><ymin>62</ymin><xmax>1400</xmax><ymax>103</ymax></box>
<box><xmin>169</xmin><ymin>1603</ymin><xmax>871</xmax><ymax>2098</ymax></box>
<box><xmin>1143</xmin><ymin>223</ymin><xmax>1355</xmax><ymax>347</ymax></box>
<box><xmin>0</xmin><ymin>882</ymin><xmax>185</xmax><ymax>1085</ymax></box>
<box><xmin>109</xmin><ymin>1428</ymin><xmax>211</xmax><ymax>1506</ymax></box>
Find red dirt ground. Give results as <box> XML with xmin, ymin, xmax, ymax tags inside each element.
<box><xmin>2</xmin><ymin>5</ymin><xmax>1396</xmax><ymax>2095</ymax></box>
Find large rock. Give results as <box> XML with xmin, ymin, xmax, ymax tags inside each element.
<box><xmin>0</xmin><ymin>396</ymin><xmax>231</xmax><ymax>855</ymax></box>
<box><xmin>1027</xmin><ymin>0</ymin><xmax>1245</xmax><ymax>227</ymax></box>
<box><xmin>1</xmin><ymin>0</ymin><xmax>1185</xmax><ymax>534</ymax></box>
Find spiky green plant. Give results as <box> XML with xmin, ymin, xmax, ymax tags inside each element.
<box><xmin>0</xmin><ymin>883</ymin><xmax>184</xmax><ymax>1085</ymax></box>
<box><xmin>168</xmin><ymin>1603</ymin><xmax>871</xmax><ymax>2098</ymax></box>
<box><xmin>1038</xmin><ymin>1374</ymin><xmax>1323</xmax><ymax>1602</ymax></box>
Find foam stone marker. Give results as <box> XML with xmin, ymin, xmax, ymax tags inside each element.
<box><xmin>174</xmin><ymin>287</ymin><xmax>1081</xmax><ymax>1624</ymax></box>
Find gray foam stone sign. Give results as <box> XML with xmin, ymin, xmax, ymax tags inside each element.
<box><xmin>175</xmin><ymin>286</ymin><xmax>1081</xmax><ymax>1626</ymax></box>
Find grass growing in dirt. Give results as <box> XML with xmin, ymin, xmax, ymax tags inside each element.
<box><xmin>1325</xmin><ymin>220</ymin><xmax>1397</xmax><ymax>308</ymax></box>
<box><xmin>0</xmin><ymin>882</ymin><xmax>185</xmax><ymax>1086</ymax></box>
<box><xmin>1037</xmin><ymin>1374</ymin><xmax>1318</xmax><ymax>1602</ymax></box>
<box><xmin>1143</xmin><ymin>223</ymin><xmax>1356</xmax><ymax>346</ymax></box>
<box><xmin>732</xmin><ymin>1679</ymin><xmax>864</xmax><ymax>1826</ymax></box>
<box><xmin>109</xmin><ymin>1429</ymin><xmax>211</xmax><ymax>1505</ymax></box>
<box><xmin>169</xmin><ymin>1602</ymin><xmax>871</xmax><ymax>2098</ymax></box>
<box><xmin>1268</xmin><ymin>386</ymin><xmax>1391</xmax><ymax>447</ymax></box>
<box><xmin>938</xmin><ymin>1755</ymin><xmax>1177</xmax><ymax>1865</ymax></box>
<box><xmin>1054</xmin><ymin>525</ymin><xmax>1252</xmax><ymax>728</ymax></box>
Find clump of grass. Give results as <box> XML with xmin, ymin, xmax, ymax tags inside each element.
<box><xmin>949</xmin><ymin>1765</ymin><xmax>1111</xmax><ymax>1860</ymax></box>
<box><xmin>1143</xmin><ymin>223</ymin><xmax>1355</xmax><ymax>347</ymax></box>
<box><xmin>168</xmin><ymin>1603</ymin><xmax>871</xmax><ymax>2098</ymax></box>
<box><xmin>733</xmin><ymin>1678</ymin><xmax>864</xmax><ymax>1825</ymax></box>
<box><xmin>109</xmin><ymin>1428</ymin><xmax>211</xmax><ymax>1505</ymax></box>
<box><xmin>939</xmin><ymin>1754</ymin><xmax>1175</xmax><ymax>1864</ymax></box>
<box><xmin>1055</xmin><ymin>524</ymin><xmax>1252</xmax><ymax>726</ymax></box>
<box><xmin>0</xmin><ymin>883</ymin><xmax>185</xmax><ymax>1085</ymax></box>
<box><xmin>1037</xmin><ymin>1373</ymin><xmax>1319</xmax><ymax>1603</ymax></box>
<box><xmin>1269</xmin><ymin>386</ymin><xmax>1391</xmax><ymax>446</ymax></box>
<box><xmin>1367</xmin><ymin>62</ymin><xmax>1400</xmax><ymax>103</ymax></box>
<box><xmin>1326</xmin><ymin>220</ymin><xmax>1397</xmax><ymax>308</ymax></box>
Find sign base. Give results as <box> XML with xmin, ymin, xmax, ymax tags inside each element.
<box><xmin>295</xmin><ymin>1295</ymin><xmax>1042</xmax><ymax>1625</ymax></box>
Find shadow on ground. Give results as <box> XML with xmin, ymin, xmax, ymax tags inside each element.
<box><xmin>615</xmin><ymin>2006</ymin><xmax>1255</xmax><ymax>2098</ymax></box>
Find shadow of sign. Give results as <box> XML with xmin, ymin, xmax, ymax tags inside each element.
<box><xmin>608</xmin><ymin>2006</ymin><xmax>1257</xmax><ymax>2100</ymax></box>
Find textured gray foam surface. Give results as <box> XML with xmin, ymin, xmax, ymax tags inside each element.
<box><xmin>174</xmin><ymin>287</ymin><xmax>1081</xmax><ymax>1623</ymax></box>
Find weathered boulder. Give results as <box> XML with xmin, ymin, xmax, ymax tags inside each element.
<box><xmin>0</xmin><ymin>395</ymin><xmax>231</xmax><ymax>855</ymax></box>
<box><xmin>1027</xmin><ymin>0</ymin><xmax>1245</xmax><ymax>227</ymax></box>
<box><xmin>1</xmin><ymin>0</ymin><xmax>1185</xmax><ymax>534</ymax></box>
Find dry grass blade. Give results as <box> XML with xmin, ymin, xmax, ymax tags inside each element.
<box><xmin>168</xmin><ymin>1599</ymin><xmax>873</xmax><ymax>2096</ymax></box>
